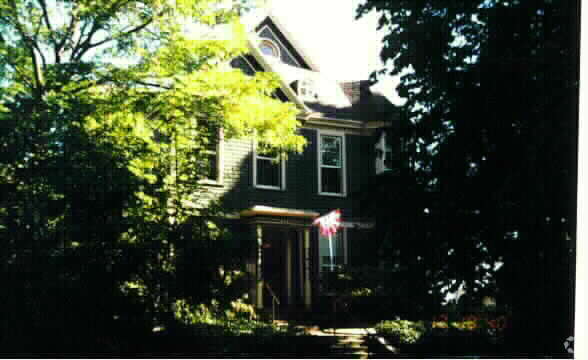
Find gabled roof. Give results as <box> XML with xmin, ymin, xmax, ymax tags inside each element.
<box><xmin>253</xmin><ymin>12</ymin><xmax>320</xmax><ymax>72</ymax></box>
<box><xmin>241</xmin><ymin>13</ymin><xmax>398</xmax><ymax>123</ymax></box>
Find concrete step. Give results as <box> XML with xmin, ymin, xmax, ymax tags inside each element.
<box><xmin>329</xmin><ymin>335</ymin><xmax>370</xmax><ymax>359</ymax></box>
<box><xmin>332</xmin><ymin>343</ymin><xmax>368</xmax><ymax>350</ymax></box>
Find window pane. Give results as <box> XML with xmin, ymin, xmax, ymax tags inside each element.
<box><xmin>257</xmin><ymin>158</ymin><xmax>281</xmax><ymax>187</ymax></box>
<box><xmin>319</xmin><ymin>232</ymin><xmax>345</xmax><ymax>271</ymax></box>
<box><xmin>321</xmin><ymin>136</ymin><xmax>341</xmax><ymax>167</ymax></box>
<box><xmin>322</xmin><ymin>167</ymin><xmax>342</xmax><ymax>194</ymax></box>
<box><xmin>384</xmin><ymin>149</ymin><xmax>393</xmax><ymax>170</ymax></box>
<box><xmin>322</xmin><ymin>150</ymin><xmax>340</xmax><ymax>167</ymax></box>
<box><xmin>205</xmin><ymin>151</ymin><xmax>218</xmax><ymax>180</ymax></box>
<box><xmin>260</xmin><ymin>41</ymin><xmax>278</xmax><ymax>57</ymax></box>
<box><xmin>200</xmin><ymin>128</ymin><xmax>220</xmax><ymax>181</ymax></box>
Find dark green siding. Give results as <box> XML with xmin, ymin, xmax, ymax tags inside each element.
<box><xmin>209</xmin><ymin>128</ymin><xmax>374</xmax><ymax>220</ymax></box>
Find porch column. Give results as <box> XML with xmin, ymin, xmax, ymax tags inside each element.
<box><xmin>256</xmin><ymin>224</ymin><xmax>263</xmax><ymax>309</ymax></box>
<box><xmin>286</xmin><ymin>235</ymin><xmax>293</xmax><ymax>304</ymax></box>
<box><xmin>304</xmin><ymin>228</ymin><xmax>312</xmax><ymax>309</ymax></box>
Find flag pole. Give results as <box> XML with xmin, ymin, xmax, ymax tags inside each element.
<box><xmin>328</xmin><ymin>233</ymin><xmax>334</xmax><ymax>271</ymax></box>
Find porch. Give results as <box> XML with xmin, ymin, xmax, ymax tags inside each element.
<box><xmin>240</xmin><ymin>206</ymin><xmax>319</xmax><ymax>313</ymax></box>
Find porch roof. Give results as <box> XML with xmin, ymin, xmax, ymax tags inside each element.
<box><xmin>240</xmin><ymin>205</ymin><xmax>320</xmax><ymax>219</ymax></box>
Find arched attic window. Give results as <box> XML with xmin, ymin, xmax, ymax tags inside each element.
<box><xmin>259</xmin><ymin>39</ymin><xmax>280</xmax><ymax>58</ymax></box>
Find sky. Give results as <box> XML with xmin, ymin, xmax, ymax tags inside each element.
<box><xmin>245</xmin><ymin>0</ymin><xmax>405</xmax><ymax>105</ymax></box>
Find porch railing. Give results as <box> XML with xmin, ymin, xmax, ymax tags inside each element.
<box><xmin>264</xmin><ymin>282</ymin><xmax>280</xmax><ymax>321</ymax></box>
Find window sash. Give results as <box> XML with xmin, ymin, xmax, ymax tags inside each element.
<box><xmin>254</xmin><ymin>145</ymin><xmax>284</xmax><ymax>190</ymax></box>
<box><xmin>200</xmin><ymin>128</ymin><xmax>222</xmax><ymax>182</ymax></box>
<box><xmin>319</xmin><ymin>230</ymin><xmax>346</xmax><ymax>272</ymax></box>
<box><xmin>256</xmin><ymin>157</ymin><xmax>282</xmax><ymax>188</ymax></box>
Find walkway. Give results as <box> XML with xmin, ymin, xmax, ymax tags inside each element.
<box><xmin>276</xmin><ymin>320</ymin><xmax>377</xmax><ymax>359</ymax></box>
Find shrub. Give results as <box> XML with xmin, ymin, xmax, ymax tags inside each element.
<box><xmin>376</xmin><ymin>320</ymin><xmax>427</xmax><ymax>345</ymax></box>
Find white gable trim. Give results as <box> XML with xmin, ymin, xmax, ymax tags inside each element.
<box><xmin>240</xmin><ymin>55</ymin><xmax>258</xmax><ymax>74</ymax></box>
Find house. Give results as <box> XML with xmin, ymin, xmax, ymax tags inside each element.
<box><xmin>199</xmin><ymin>13</ymin><xmax>399</xmax><ymax>312</ymax></box>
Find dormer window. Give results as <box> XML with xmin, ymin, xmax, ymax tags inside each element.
<box><xmin>259</xmin><ymin>39</ymin><xmax>280</xmax><ymax>58</ymax></box>
<box><xmin>375</xmin><ymin>132</ymin><xmax>393</xmax><ymax>174</ymax></box>
<box><xmin>299</xmin><ymin>79</ymin><xmax>317</xmax><ymax>101</ymax></box>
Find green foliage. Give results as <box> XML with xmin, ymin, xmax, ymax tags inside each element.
<box><xmin>0</xmin><ymin>0</ymin><xmax>306</xmax><ymax>349</ymax></box>
<box><xmin>376</xmin><ymin>320</ymin><xmax>427</xmax><ymax>345</ymax></box>
<box><xmin>327</xmin><ymin>266</ymin><xmax>443</xmax><ymax>319</ymax></box>
<box><xmin>357</xmin><ymin>0</ymin><xmax>576</xmax><ymax>353</ymax></box>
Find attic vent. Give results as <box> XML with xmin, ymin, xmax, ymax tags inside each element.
<box><xmin>298</xmin><ymin>79</ymin><xmax>318</xmax><ymax>101</ymax></box>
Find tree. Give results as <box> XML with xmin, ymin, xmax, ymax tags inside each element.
<box><xmin>0</xmin><ymin>0</ymin><xmax>304</xmax><ymax>349</ymax></box>
<box><xmin>357</xmin><ymin>0</ymin><xmax>578</xmax><ymax>355</ymax></box>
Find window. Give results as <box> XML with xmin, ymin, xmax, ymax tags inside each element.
<box><xmin>298</xmin><ymin>79</ymin><xmax>317</xmax><ymax>101</ymax></box>
<box><xmin>259</xmin><ymin>39</ymin><xmax>280</xmax><ymax>58</ymax></box>
<box><xmin>375</xmin><ymin>132</ymin><xmax>393</xmax><ymax>174</ymax></box>
<box><xmin>199</xmin><ymin>128</ymin><xmax>223</xmax><ymax>184</ymax></box>
<box><xmin>319</xmin><ymin>230</ymin><xmax>347</xmax><ymax>272</ymax></box>
<box><xmin>318</xmin><ymin>132</ymin><xmax>346</xmax><ymax>196</ymax></box>
<box><xmin>253</xmin><ymin>146</ymin><xmax>285</xmax><ymax>190</ymax></box>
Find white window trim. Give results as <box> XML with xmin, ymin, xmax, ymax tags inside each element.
<box><xmin>198</xmin><ymin>128</ymin><xmax>224</xmax><ymax>186</ymax></box>
<box><xmin>318</xmin><ymin>228</ymin><xmax>347</xmax><ymax>271</ymax></box>
<box><xmin>317</xmin><ymin>129</ymin><xmax>347</xmax><ymax>197</ymax></box>
<box><xmin>252</xmin><ymin>143</ymin><xmax>286</xmax><ymax>191</ymax></box>
<box><xmin>257</xmin><ymin>25</ymin><xmax>301</xmax><ymax>67</ymax></box>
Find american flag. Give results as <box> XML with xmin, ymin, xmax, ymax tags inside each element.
<box><xmin>313</xmin><ymin>209</ymin><xmax>341</xmax><ymax>237</ymax></box>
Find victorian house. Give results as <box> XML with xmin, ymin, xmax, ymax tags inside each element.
<box><xmin>199</xmin><ymin>13</ymin><xmax>398</xmax><ymax>312</ymax></box>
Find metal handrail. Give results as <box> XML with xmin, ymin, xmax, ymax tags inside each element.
<box><xmin>264</xmin><ymin>282</ymin><xmax>280</xmax><ymax>321</ymax></box>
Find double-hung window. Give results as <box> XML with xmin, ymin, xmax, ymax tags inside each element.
<box><xmin>253</xmin><ymin>146</ymin><xmax>285</xmax><ymax>190</ymax></box>
<box><xmin>318</xmin><ymin>132</ymin><xmax>346</xmax><ymax>196</ymax></box>
<box><xmin>199</xmin><ymin>128</ymin><xmax>223</xmax><ymax>184</ymax></box>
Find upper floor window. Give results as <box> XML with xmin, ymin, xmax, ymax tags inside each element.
<box><xmin>375</xmin><ymin>132</ymin><xmax>393</xmax><ymax>174</ymax></box>
<box><xmin>259</xmin><ymin>39</ymin><xmax>280</xmax><ymax>58</ymax></box>
<box><xmin>298</xmin><ymin>79</ymin><xmax>317</xmax><ymax>101</ymax></box>
<box><xmin>318</xmin><ymin>131</ymin><xmax>346</xmax><ymax>196</ymax></box>
<box><xmin>253</xmin><ymin>146</ymin><xmax>286</xmax><ymax>190</ymax></box>
<box><xmin>200</xmin><ymin>128</ymin><xmax>223</xmax><ymax>184</ymax></box>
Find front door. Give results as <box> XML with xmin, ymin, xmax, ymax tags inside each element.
<box><xmin>261</xmin><ymin>227</ymin><xmax>307</xmax><ymax>307</ymax></box>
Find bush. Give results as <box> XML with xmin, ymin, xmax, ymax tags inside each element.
<box><xmin>326</xmin><ymin>265</ymin><xmax>444</xmax><ymax>320</ymax></box>
<box><xmin>376</xmin><ymin>320</ymin><xmax>427</xmax><ymax>345</ymax></box>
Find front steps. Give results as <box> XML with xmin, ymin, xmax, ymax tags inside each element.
<box><xmin>329</xmin><ymin>334</ymin><xmax>370</xmax><ymax>359</ymax></box>
<box><xmin>300</xmin><ymin>327</ymin><xmax>374</xmax><ymax>359</ymax></box>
